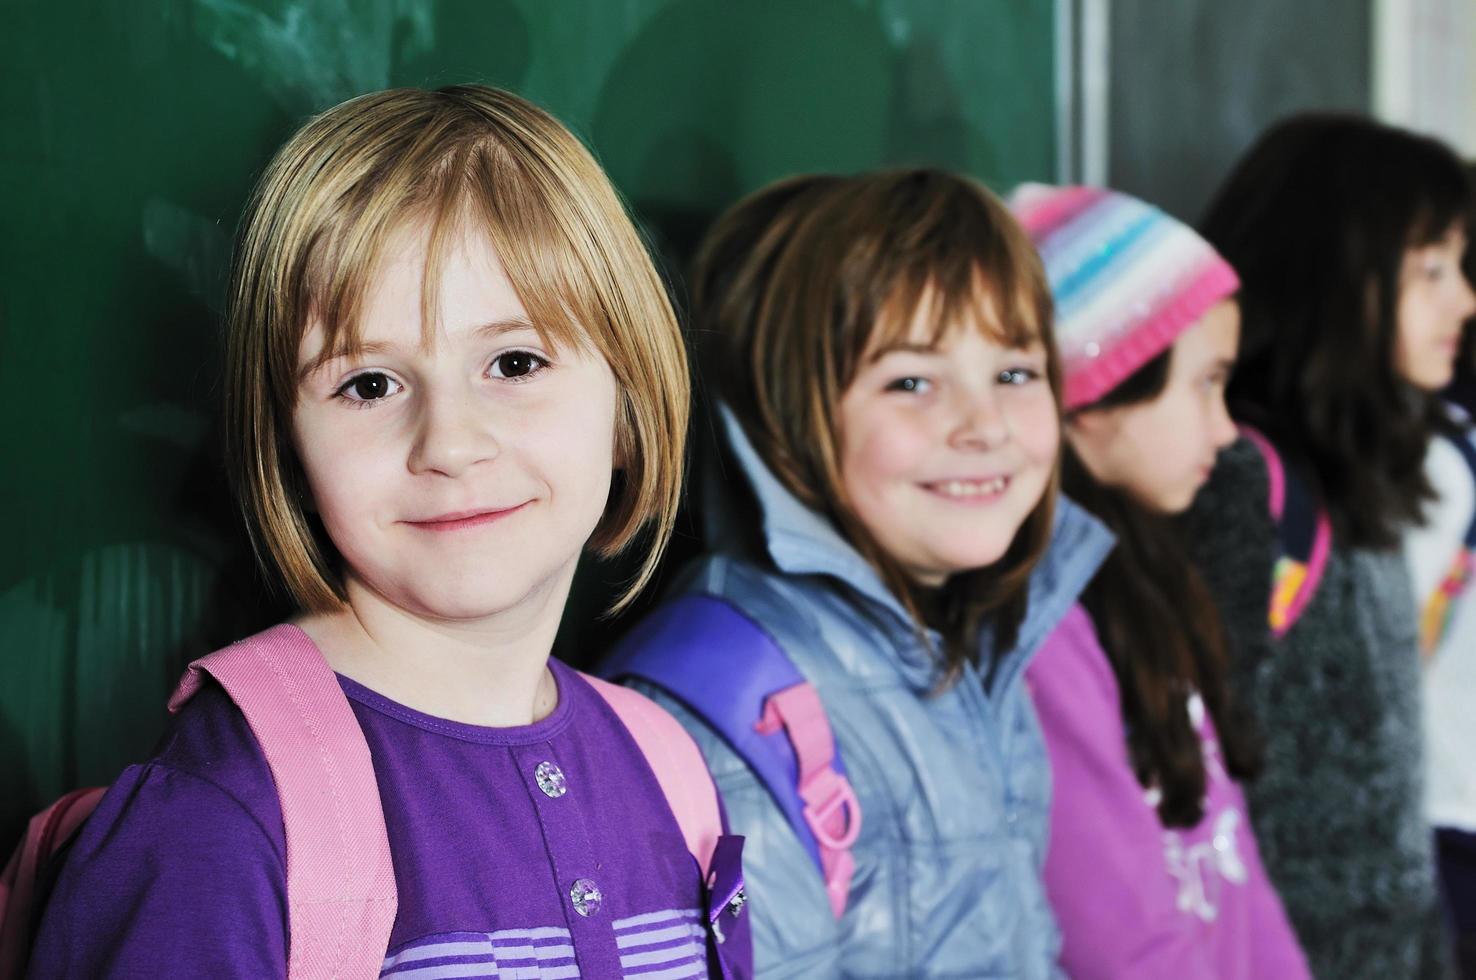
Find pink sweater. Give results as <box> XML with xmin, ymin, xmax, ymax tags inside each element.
<box><xmin>1027</xmin><ymin>604</ymin><xmax>1310</xmax><ymax>979</ymax></box>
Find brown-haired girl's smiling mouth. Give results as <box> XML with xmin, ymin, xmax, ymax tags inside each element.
<box><xmin>919</xmin><ymin>475</ymin><xmax>1012</xmax><ymax>501</ymax></box>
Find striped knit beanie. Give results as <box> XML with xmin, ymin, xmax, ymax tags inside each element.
<box><xmin>1008</xmin><ymin>184</ymin><xmax>1240</xmax><ymax>411</ymax></box>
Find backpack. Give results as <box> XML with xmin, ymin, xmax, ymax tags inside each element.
<box><xmin>1242</xmin><ymin>423</ymin><xmax>1476</xmax><ymax>648</ymax></box>
<box><xmin>1239</xmin><ymin>425</ymin><xmax>1333</xmax><ymax>637</ymax></box>
<box><xmin>602</xmin><ymin>593</ymin><xmax>861</xmax><ymax>920</ymax></box>
<box><xmin>0</xmin><ymin>624</ymin><xmax>749</xmax><ymax>980</ymax></box>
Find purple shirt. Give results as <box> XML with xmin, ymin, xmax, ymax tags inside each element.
<box><xmin>28</xmin><ymin>656</ymin><xmax>728</xmax><ymax>979</ymax></box>
<box><xmin>1027</xmin><ymin>605</ymin><xmax>1310</xmax><ymax>980</ymax></box>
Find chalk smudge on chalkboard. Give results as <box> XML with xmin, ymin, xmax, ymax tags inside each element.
<box><xmin>187</xmin><ymin>0</ymin><xmax>435</xmax><ymax>109</ymax></box>
<box><xmin>143</xmin><ymin>198</ymin><xmax>230</xmax><ymax>313</ymax></box>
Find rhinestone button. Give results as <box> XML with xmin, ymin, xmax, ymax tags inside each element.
<box><xmin>727</xmin><ymin>888</ymin><xmax>747</xmax><ymax>917</ymax></box>
<box><xmin>534</xmin><ymin>761</ymin><xmax>567</xmax><ymax>799</ymax></box>
<box><xmin>570</xmin><ymin>878</ymin><xmax>602</xmax><ymax>917</ymax></box>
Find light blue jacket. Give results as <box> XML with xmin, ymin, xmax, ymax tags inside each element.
<box><xmin>629</xmin><ymin>410</ymin><xmax>1112</xmax><ymax>978</ymax></box>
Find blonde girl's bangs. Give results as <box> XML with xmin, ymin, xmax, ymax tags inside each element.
<box><xmin>227</xmin><ymin>86</ymin><xmax>687</xmax><ymax>614</ymax></box>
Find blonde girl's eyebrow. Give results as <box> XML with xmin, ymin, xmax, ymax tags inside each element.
<box><xmin>297</xmin><ymin>340</ymin><xmax>397</xmax><ymax>383</ymax></box>
<box><xmin>473</xmin><ymin>315</ymin><xmax>539</xmax><ymax>340</ymax></box>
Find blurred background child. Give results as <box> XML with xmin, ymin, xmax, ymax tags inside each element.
<box><xmin>1192</xmin><ymin>113</ymin><xmax>1474</xmax><ymax>979</ymax></box>
<box><xmin>1014</xmin><ymin>184</ymin><xmax>1310</xmax><ymax>980</ymax></box>
<box><xmin>1404</xmin><ymin>161</ymin><xmax>1476</xmax><ymax>979</ymax></box>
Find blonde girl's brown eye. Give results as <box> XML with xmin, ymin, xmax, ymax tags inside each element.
<box><xmin>336</xmin><ymin>371</ymin><xmax>402</xmax><ymax>403</ymax></box>
<box><xmin>490</xmin><ymin>350</ymin><xmax>550</xmax><ymax>380</ymax></box>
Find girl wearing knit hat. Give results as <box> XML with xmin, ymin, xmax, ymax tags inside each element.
<box><xmin>1190</xmin><ymin>115</ymin><xmax>1472</xmax><ymax>980</ymax></box>
<box><xmin>1012</xmin><ymin>184</ymin><xmax>1311</xmax><ymax>979</ymax></box>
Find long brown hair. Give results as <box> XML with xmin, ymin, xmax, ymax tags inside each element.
<box><xmin>1202</xmin><ymin>114</ymin><xmax>1471</xmax><ymax>547</ymax></box>
<box><xmin>692</xmin><ymin>169</ymin><xmax>1060</xmax><ymax>680</ymax></box>
<box><xmin>1066</xmin><ymin>352</ymin><xmax>1259</xmax><ymax>826</ymax></box>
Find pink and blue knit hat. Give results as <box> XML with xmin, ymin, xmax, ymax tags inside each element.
<box><xmin>1008</xmin><ymin>184</ymin><xmax>1240</xmax><ymax>411</ymax></box>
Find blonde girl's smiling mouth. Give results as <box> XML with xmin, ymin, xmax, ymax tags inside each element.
<box><xmin>402</xmin><ymin>501</ymin><xmax>533</xmax><ymax>532</ymax></box>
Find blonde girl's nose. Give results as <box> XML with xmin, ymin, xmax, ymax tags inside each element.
<box><xmin>407</xmin><ymin>387</ymin><xmax>500</xmax><ymax>477</ymax></box>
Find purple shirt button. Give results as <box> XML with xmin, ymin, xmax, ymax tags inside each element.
<box><xmin>535</xmin><ymin>760</ymin><xmax>567</xmax><ymax>798</ymax></box>
<box><xmin>570</xmin><ymin>878</ymin><xmax>602</xmax><ymax>917</ymax></box>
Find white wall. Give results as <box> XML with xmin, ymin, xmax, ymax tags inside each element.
<box><xmin>1374</xmin><ymin>0</ymin><xmax>1476</xmax><ymax>157</ymax></box>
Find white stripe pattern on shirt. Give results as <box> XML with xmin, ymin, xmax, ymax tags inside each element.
<box><xmin>614</xmin><ymin>908</ymin><xmax>706</xmax><ymax>978</ymax></box>
<box><xmin>381</xmin><ymin>927</ymin><xmax>578</xmax><ymax>980</ymax></box>
<box><xmin>378</xmin><ymin>907</ymin><xmax>707</xmax><ymax>980</ymax></box>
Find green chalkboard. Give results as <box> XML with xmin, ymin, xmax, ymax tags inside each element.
<box><xmin>0</xmin><ymin>0</ymin><xmax>1056</xmax><ymax>845</ymax></box>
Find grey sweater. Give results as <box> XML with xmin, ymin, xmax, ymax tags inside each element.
<box><xmin>1187</xmin><ymin>437</ymin><xmax>1451</xmax><ymax>980</ymax></box>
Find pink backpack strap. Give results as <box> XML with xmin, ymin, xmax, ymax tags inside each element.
<box><xmin>1239</xmin><ymin>424</ymin><xmax>1286</xmax><ymax>520</ymax></box>
<box><xmin>753</xmin><ymin>683</ymin><xmax>859</xmax><ymax>919</ymax></box>
<box><xmin>583</xmin><ymin>674</ymin><xmax>723</xmax><ymax>875</ymax></box>
<box><xmin>0</xmin><ymin>788</ymin><xmax>107</xmax><ymax>980</ymax></box>
<box><xmin>1239</xmin><ymin>424</ymin><xmax>1333</xmax><ymax>638</ymax></box>
<box><xmin>168</xmin><ymin>623</ymin><xmax>397</xmax><ymax>980</ymax></box>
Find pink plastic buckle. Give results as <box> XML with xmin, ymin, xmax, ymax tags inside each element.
<box><xmin>753</xmin><ymin>681</ymin><xmax>862</xmax><ymax>918</ymax></box>
<box><xmin>800</xmin><ymin>768</ymin><xmax>862</xmax><ymax>851</ymax></box>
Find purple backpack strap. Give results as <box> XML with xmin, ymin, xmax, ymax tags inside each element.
<box><xmin>168</xmin><ymin>623</ymin><xmax>398</xmax><ymax>980</ymax></box>
<box><xmin>604</xmin><ymin>594</ymin><xmax>860</xmax><ymax>919</ymax></box>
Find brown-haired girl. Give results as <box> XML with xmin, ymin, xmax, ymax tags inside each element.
<box><xmin>612</xmin><ymin>169</ymin><xmax>1112</xmax><ymax>976</ymax></box>
<box><xmin>27</xmin><ymin>85</ymin><xmax>746</xmax><ymax>978</ymax></box>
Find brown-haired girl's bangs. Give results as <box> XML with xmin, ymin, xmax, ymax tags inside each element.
<box><xmin>227</xmin><ymin>86</ymin><xmax>686</xmax><ymax>613</ymax></box>
<box><xmin>860</xmin><ymin>185</ymin><xmax>1049</xmax><ymax>367</ymax></box>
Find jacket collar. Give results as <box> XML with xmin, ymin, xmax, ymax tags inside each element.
<box><xmin>719</xmin><ymin>404</ymin><xmax>1114</xmax><ymax>682</ymax></box>
<box><xmin>720</xmin><ymin>404</ymin><xmax>908</xmax><ymax>621</ymax></box>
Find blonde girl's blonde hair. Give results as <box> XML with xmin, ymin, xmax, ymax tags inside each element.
<box><xmin>224</xmin><ymin>85</ymin><xmax>689</xmax><ymax>614</ymax></box>
<box><xmin>692</xmin><ymin>169</ymin><xmax>1060</xmax><ymax>682</ymax></box>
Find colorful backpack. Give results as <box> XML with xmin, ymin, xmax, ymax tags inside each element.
<box><xmin>1243</xmin><ymin>423</ymin><xmax>1476</xmax><ymax>647</ymax></box>
<box><xmin>1417</xmin><ymin>429</ymin><xmax>1476</xmax><ymax>655</ymax></box>
<box><xmin>0</xmin><ymin>624</ymin><xmax>749</xmax><ymax>980</ymax></box>
<box><xmin>1240</xmin><ymin>425</ymin><xmax>1333</xmax><ymax>637</ymax></box>
<box><xmin>603</xmin><ymin>593</ymin><xmax>862</xmax><ymax>920</ymax></box>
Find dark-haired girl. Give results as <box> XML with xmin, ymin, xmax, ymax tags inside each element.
<box><xmin>1404</xmin><ymin>160</ymin><xmax>1476</xmax><ymax>978</ymax></box>
<box><xmin>1191</xmin><ymin>114</ymin><xmax>1474</xmax><ymax>978</ymax></box>
<box><xmin>1013</xmin><ymin>185</ymin><xmax>1310</xmax><ymax>979</ymax></box>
